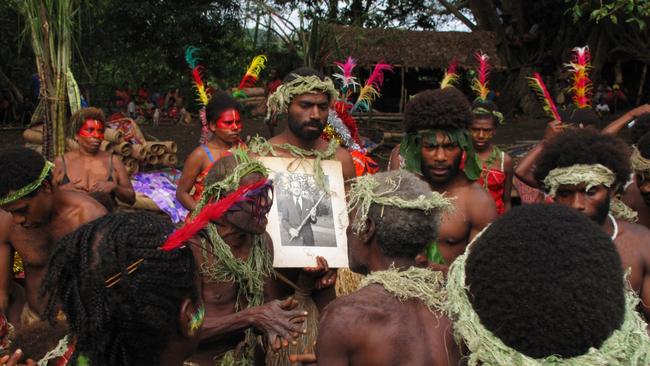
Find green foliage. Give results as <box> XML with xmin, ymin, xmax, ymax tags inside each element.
<box><xmin>569</xmin><ymin>0</ymin><xmax>650</xmax><ymax>29</ymax></box>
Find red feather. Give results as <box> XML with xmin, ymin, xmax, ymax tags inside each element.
<box><xmin>238</xmin><ymin>74</ymin><xmax>257</xmax><ymax>89</ymax></box>
<box><xmin>528</xmin><ymin>72</ymin><xmax>562</xmax><ymax>122</ymax></box>
<box><xmin>192</xmin><ymin>66</ymin><xmax>204</xmax><ymax>88</ymax></box>
<box><xmin>160</xmin><ymin>179</ymin><xmax>268</xmax><ymax>251</ymax></box>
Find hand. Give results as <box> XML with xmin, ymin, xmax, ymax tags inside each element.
<box><xmin>302</xmin><ymin>256</ymin><xmax>336</xmax><ymax>289</ymax></box>
<box><xmin>543</xmin><ymin>120</ymin><xmax>563</xmax><ymax>141</ymax></box>
<box><xmin>308</xmin><ymin>207</ymin><xmax>317</xmax><ymax>220</ymax></box>
<box><xmin>289</xmin><ymin>228</ymin><xmax>299</xmax><ymax>238</ymax></box>
<box><xmin>90</xmin><ymin>180</ymin><xmax>117</xmax><ymax>194</ymax></box>
<box><xmin>625</xmin><ymin>104</ymin><xmax>650</xmax><ymax>120</ymax></box>
<box><xmin>289</xmin><ymin>353</ymin><xmax>317</xmax><ymax>365</ymax></box>
<box><xmin>0</xmin><ymin>350</ymin><xmax>36</xmax><ymax>366</ymax></box>
<box><xmin>253</xmin><ymin>298</ymin><xmax>308</xmax><ymax>351</ymax></box>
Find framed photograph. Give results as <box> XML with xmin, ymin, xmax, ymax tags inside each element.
<box><xmin>258</xmin><ymin>157</ymin><xmax>349</xmax><ymax>268</ymax></box>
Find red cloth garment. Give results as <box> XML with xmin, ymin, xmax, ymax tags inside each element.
<box><xmin>477</xmin><ymin>151</ymin><xmax>506</xmax><ymax>215</ymax></box>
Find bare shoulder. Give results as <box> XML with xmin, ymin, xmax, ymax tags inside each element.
<box><xmin>618</xmin><ymin>221</ymin><xmax>650</xmax><ymax>243</ymax></box>
<box><xmin>321</xmin><ymin>285</ymin><xmax>390</xmax><ymax>324</ymax></box>
<box><xmin>503</xmin><ymin>152</ymin><xmax>514</xmax><ymax>170</ymax></box>
<box><xmin>466</xmin><ymin>181</ymin><xmax>494</xmax><ymax>204</ymax></box>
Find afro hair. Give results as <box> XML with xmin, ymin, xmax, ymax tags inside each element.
<box><xmin>570</xmin><ymin>108</ymin><xmax>601</xmax><ymax>128</ymax></box>
<box><xmin>403</xmin><ymin>88</ymin><xmax>472</xmax><ymax>133</ymax></box>
<box><xmin>205</xmin><ymin>90</ymin><xmax>242</xmax><ymax>125</ymax></box>
<box><xmin>465</xmin><ymin>203</ymin><xmax>624</xmax><ymax>358</ymax></box>
<box><xmin>638</xmin><ymin>131</ymin><xmax>650</xmax><ymax>159</ymax></box>
<box><xmin>67</xmin><ymin>107</ymin><xmax>106</xmax><ymax>138</ymax></box>
<box><xmin>534</xmin><ymin>127</ymin><xmax>631</xmax><ymax>189</ymax></box>
<box><xmin>0</xmin><ymin>147</ymin><xmax>49</xmax><ymax>199</ymax></box>
<box><xmin>631</xmin><ymin>113</ymin><xmax>650</xmax><ymax>144</ymax></box>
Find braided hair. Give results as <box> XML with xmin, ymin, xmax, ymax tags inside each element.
<box><xmin>41</xmin><ymin>212</ymin><xmax>198</xmax><ymax>366</ymax></box>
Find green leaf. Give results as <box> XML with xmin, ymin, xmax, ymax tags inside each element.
<box><xmin>610</xmin><ymin>14</ymin><xmax>618</xmax><ymax>24</ymax></box>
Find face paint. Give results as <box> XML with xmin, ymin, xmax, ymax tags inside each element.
<box><xmin>78</xmin><ymin>119</ymin><xmax>105</xmax><ymax>140</ymax></box>
<box><xmin>215</xmin><ymin>109</ymin><xmax>242</xmax><ymax>131</ymax></box>
<box><xmin>189</xmin><ymin>304</ymin><xmax>205</xmax><ymax>336</ymax></box>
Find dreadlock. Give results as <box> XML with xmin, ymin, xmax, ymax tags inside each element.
<box><xmin>0</xmin><ymin>147</ymin><xmax>49</xmax><ymax>199</ymax></box>
<box><xmin>41</xmin><ymin>212</ymin><xmax>198</xmax><ymax>366</ymax></box>
<box><xmin>67</xmin><ymin>107</ymin><xmax>105</xmax><ymax>139</ymax></box>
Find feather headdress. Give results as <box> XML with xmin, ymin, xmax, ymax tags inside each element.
<box><xmin>185</xmin><ymin>46</ymin><xmax>211</xmax><ymax>143</ymax></box>
<box><xmin>160</xmin><ymin>178</ymin><xmax>269</xmax><ymax>251</ymax></box>
<box><xmin>185</xmin><ymin>47</ymin><xmax>211</xmax><ymax>106</ymax></box>
<box><xmin>238</xmin><ymin>55</ymin><xmax>268</xmax><ymax>89</ymax></box>
<box><xmin>565</xmin><ymin>46</ymin><xmax>592</xmax><ymax>109</ymax></box>
<box><xmin>440</xmin><ymin>59</ymin><xmax>459</xmax><ymax>89</ymax></box>
<box><xmin>352</xmin><ymin>60</ymin><xmax>393</xmax><ymax>112</ymax></box>
<box><xmin>528</xmin><ymin>72</ymin><xmax>562</xmax><ymax>122</ymax></box>
<box><xmin>471</xmin><ymin>51</ymin><xmax>490</xmax><ymax>101</ymax></box>
<box><xmin>333</xmin><ymin>57</ymin><xmax>361</xmax><ymax>96</ymax></box>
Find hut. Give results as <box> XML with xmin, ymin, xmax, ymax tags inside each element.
<box><xmin>321</xmin><ymin>24</ymin><xmax>503</xmax><ymax>147</ymax></box>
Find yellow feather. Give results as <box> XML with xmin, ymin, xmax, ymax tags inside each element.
<box><xmin>245</xmin><ymin>55</ymin><xmax>268</xmax><ymax>79</ymax></box>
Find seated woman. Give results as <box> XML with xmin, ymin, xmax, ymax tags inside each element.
<box><xmin>36</xmin><ymin>212</ymin><xmax>203</xmax><ymax>366</ymax></box>
<box><xmin>176</xmin><ymin>91</ymin><xmax>244</xmax><ymax>211</ymax></box>
<box><xmin>53</xmin><ymin>107</ymin><xmax>135</xmax><ymax>209</ymax></box>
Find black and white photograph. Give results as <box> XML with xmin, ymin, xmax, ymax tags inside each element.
<box><xmin>274</xmin><ymin>172</ymin><xmax>336</xmax><ymax>247</ymax></box>
<box><xmin>257</xmin><ymin>157</ymin><xmax>349</xmax><ymax>268</ymax></box>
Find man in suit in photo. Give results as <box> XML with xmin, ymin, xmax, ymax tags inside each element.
<box><xmin>281</xmin><ymin>179</ymin><xmax>317</xmax><ymax>246</ymax></box>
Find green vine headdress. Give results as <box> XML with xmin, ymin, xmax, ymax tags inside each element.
<box><xmin>347</xmin><ymin>172</ymin><xmax>453</xmax><ymax>234</ymax></box>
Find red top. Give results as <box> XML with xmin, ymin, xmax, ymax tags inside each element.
<box><xmin>477</xmin><ymin>151</ymin><xmax>506</xmax><ymax>215</ymax></box>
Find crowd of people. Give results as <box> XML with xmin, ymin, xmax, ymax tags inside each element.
<box><xmin>0</xmin><ymin>64</ymin><xmax>650</xmax><ymax>366</ymax></box>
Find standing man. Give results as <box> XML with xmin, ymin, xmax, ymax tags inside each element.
<box><xmin>0</xmin><ymin>147</ymin><xmax>107</xmax><ymax>326</ymax></box>
<box><xmin>389</xmin><ymin>88</ymin><xmax>496</xmax><ymax>265</ymax></box>
<box><xmin>254</xmin><ymin>67</ymin><xmax>356</xmax><ymax>186</ymax></box>
<box><xmin>534</xmin><ymin>128</ymin><xmax>650</xmax><ymax>319</ymax></box>
<box><xmin>281</xmin><ymin>179</ymin><xmax>317</xmax><ymax>246</ymax></box>
<box><xmin>313</xmin><ymin>171</ymin><xmax>461</xmax><ymax>365</ymax></box>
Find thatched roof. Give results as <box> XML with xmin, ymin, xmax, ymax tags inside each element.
<box><xmin>322</xmin><ymin>24</ymin><xmax>503</xmax><ymax>69</ymax></box>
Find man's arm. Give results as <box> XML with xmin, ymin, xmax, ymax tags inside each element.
<box><xmin>335</xmin><ymin>148</ymin><xmax>356</xmax><ymax>190</ymax></box>
<box><xmin>388</xmin><ymin>145</ymin><xmax>402</xmax><ymax>171</ymax></box>
<box><xmin>514</xmin><ymin>120</ymin><xmax>563</xmax><ymax>188</ymax></box>
<box><xmin>502</xmin><ymin>153</ymin><xmax>515</xmax><ymax>213</ymax></box>
<box><xmin>468</xmin><ymin>186</ymin><xmax>497</xmax><ymax>241</ymax></box>
<box><xmin>601</xmin><ymin>104</ymin><xmax>650</xmax><ymax>136</ymax></box>
<box><xmin>315</xmin><ymin>302</ymin><xmax>353</xmax><ymax>366</ymax></box>
<box><xmin>0</xmin><ymin>213</ymin><xmax>12</xmax><ymax>313</ymax></box>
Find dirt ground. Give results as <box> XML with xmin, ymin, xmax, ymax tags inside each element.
<box><xmin>0</xmin><ymin>111</ymin><xmax>630</xmax><ymax>170</ymax></box>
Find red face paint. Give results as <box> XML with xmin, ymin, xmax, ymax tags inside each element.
<box><xmin>215</xmin><ymin>109</ymin><xmax>242</xmax><ymax>131</ymax></box>
<box><xmin>78</xmin><ymin>119</ymin><xmax>105</xmax><ymax>140</ymax></box>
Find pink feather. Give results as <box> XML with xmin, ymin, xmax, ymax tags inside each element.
<box><xmin>365</xmin><ymin>60</ymin><xmax>393</xmax><ymax>91</ymax></box>
<box><xmin>335</xmin><ymin>56</ymin><xmax>357</xmax><ymax>79</ymax></box>
<box><xmin>160</xmin><ymin>179</ymin><xmax>268</xmax><ymax>251</ymax></box>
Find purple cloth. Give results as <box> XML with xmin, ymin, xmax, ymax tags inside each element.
<box><xmin>131</xmin><ymin>170</ymin><xmax>188</xmax><ymax>223</ymax></box>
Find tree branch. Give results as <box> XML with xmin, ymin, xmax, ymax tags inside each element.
<box><xmin>437</xmin><ymin>0</ymin><xmax>476</xmax><ymax>30</ymax></box>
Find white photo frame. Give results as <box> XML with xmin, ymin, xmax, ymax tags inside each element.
<box><xmin>258</xmin><ymin>157</ymin><xmax>349</xmax><ymax>268</ymax></box>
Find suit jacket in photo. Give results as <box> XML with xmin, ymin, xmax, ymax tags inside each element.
<box><xmin>280</xmin><ymin>195</ymin><xmax>318</xmax><ymax>246</ymax></box>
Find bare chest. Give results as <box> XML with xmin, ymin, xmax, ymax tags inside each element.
<box><xmin>65</xmin><ymin>158</ymin><xmax>112</xmax><ymax>191</ymax></box>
